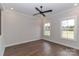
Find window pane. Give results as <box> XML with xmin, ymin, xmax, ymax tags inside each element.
<box><xmin>61</xmin><ymin>18</ymin><xmax>75</xmax><ymax>39</ymax></box>
<box><xmin>67</xmin><ymin>31</ymin><xmax>74</xmax><ymax>39</ymax></box>
<box><xmin>43</xmin><ymin>23</ymin><xmax>50</xmax><ymax>36</ymax></box>
<box><xmin>62</xmin><ymin>31</ymin><xmax>68</xmax><ymax>38</ymax></box>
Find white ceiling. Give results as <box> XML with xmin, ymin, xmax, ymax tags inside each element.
<box><xmin>1</xmin><ymin>3</ymin><xmax>78</xmax><ymax>16</ymax></box>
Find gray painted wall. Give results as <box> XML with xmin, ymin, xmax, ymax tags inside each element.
<box><xmin>0</xmin><ymin>10</ymin><xmax>5</xmax><ymax>56</ymax></box>
<box><xmin>2</xmin><ymin>9</ymin><xmax>41</xmax><ymax>47</ymax></box>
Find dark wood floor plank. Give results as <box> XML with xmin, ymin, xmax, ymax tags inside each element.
<box><xmin>4</xmin><ymin>39</ymin><xmax>79</xmax><ymax>56</ymax></box>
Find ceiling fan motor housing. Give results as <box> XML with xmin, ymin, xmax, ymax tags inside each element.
<box><xmin>40</xmin><ymin>6</ymin><xmax>43</xmax><ymax>8</ymax></box>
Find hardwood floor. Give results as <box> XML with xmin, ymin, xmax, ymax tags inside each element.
<box><xmin>4</xmin><ymin>39</ymin><xmax>79</xmax><ymax>56</ymax></box>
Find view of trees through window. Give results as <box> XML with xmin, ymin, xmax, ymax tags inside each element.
<box><xmin>61</xmin><ymin>19</ymin><xmax>75</xmax><ymax>39</ymax></box>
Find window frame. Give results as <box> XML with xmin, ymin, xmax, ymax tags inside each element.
<box><xmin>60</xmin><ymin>16</ymin><xmax>77</xmax><ymax>41</ymax></box>
<box><xmin>43</xmin><ymin>22</ymin><xmax>51</xmax><ymax>37</ymax></box>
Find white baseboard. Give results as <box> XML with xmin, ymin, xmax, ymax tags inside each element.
<box><xmin>5</xmin><ymin>39</ymin><xmax>40</xmax><ymax>48</ymax></box>
<box><xmin>44</xmin><ymin>39</ymin><xmax>79</xmax><ymax>50</ymax></box>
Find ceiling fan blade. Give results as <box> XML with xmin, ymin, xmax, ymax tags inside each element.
<box><xmin>40</xmin><ymin>13</ymin><xmax>45</xmax><ymax>17</ymax></box>
<box><xmin>33</xmin><ymin>13</ymin><xmax>40</xmax><ymax>16</ymax></box>
<box><xmin>35</xmin><ymin>7</ymin><xmax>41</xmax><ymax>12</ymax></box>
<box><xmin>43</xmin><ymin>10</ymin><xmax>52</xmax><ymax>13</ymax></box>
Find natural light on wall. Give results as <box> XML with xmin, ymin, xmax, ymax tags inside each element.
<box><xmin>43</xmin><ymin>23</ymin><xmax>50</xmax><ymax>36</ymax></box>
<box><xmin>61</xmin><ymin>18</ymin><xmax>75</xmax><ymax>40</ymax></box>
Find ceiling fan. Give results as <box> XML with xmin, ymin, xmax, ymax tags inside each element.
<box><xmin>33</xmin><ymin>6</ymin><xmax>52</xmax><ymax>17</ymax></box>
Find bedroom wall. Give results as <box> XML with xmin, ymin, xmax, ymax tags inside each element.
<box><xmin>0</xmin><ymin>36</ymin><xmax>5</xmax><ymax>56</ymax></box>
<box><xmin>0</xmin><ymin>10</ymin><xmax>5</xmax><ymax>56</ymax></box>
<box><xmin>44</xmin><ymin>6</ymin><xmax>79</xmax><ymax>49</ymax></box>
<box><xmin>2</xmin><ymin>9</ymin><xmax>41</xmax><ymax>47</ymax></box>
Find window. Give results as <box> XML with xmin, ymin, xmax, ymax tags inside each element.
<box><xmin>43</xmin><ymin>23</ymin><xmax>50</xmax><ymax>36</ymax></box>
<box><xmin>61</xmin><ymin>18</ymin><xmax>75</xmax><ymax>40</ymax></box>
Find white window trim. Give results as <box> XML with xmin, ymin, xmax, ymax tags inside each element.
<box><xmin>60</xmin><ymin>16</ymin><xmax>77</xmax><ymax>41</ymax></box>
<box><xmin>43</xmin><ymin>22</ymin><xmax>51</xmax><ymax>37</ymax></box>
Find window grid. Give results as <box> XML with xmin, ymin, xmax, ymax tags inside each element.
<box><xmin>43</xmin><ymin>23</ymin><xmax>50</xmax><ymax>36</ymax></box>
<box><xmin>61</xmin><ymin>18</ymin><xmax>75</xmax><ymax>40</ymax></box>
